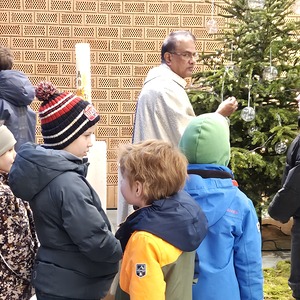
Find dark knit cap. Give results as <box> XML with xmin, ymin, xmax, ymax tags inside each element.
<box><xmin>35</xmin><ymin>81</ymin><xmax>100</xmax><ymax>150</ymax></box>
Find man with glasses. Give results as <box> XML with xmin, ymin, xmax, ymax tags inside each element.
<box><xmin>132</xmin><ymin>30</ymin><xmax>237</xmax><ymax>145</ymax></box>
<box><xmin>117</xmin><ymin>30</ymin><xmax>238</xmax><ymax>224</ymax></box>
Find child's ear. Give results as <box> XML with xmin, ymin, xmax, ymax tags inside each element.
<box><xmin>135</xmin><ymin>181</ymin><xmax>143</xmax><ymax>197</ymax></box>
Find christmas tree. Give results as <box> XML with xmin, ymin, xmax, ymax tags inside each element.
<box><xmin>189</xmin><ymin>0</ymin><xmax>300</xmax><ymax>212</ymax></box>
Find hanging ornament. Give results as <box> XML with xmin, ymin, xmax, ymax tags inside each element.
<box><xmin>263</xmin><ymin>46</ymin><xmax>278</xmax><ymax>81</ymax></box>
<box><xmin>206</xmin><ymin>0</ymin><xmax>218</xmax><ymax>34</ymax></box>
<box><xmin>220</xmin><ymin>69</ymin><xmax>226</xmax><ymax>102</ymax></box>
<box><xmin>225</xmin><ymin>63</ymin><xmax>240</xmax><ymax>78</ymax></box>
<box><xmin>248</xmin><ymin>126</ymin><xmax>258</xmax><ymax>136</ymax></box>
<box><xmin>273</xmin><ymin>114</ymin><xmax>287</xmax><ymax>154</ymax></box>
<box><xmin>276</xmin><ymin>113</ymin><xmax>282</xmax><ymax>126</ymax></box>
<box><xmin>225</xmin><ymin>44</ymin><xmax>239</xmax><ymax>78</ymax></box>
<box><xmin>241</xmin><ymin>71</ymin><xmax>255</xmax><ymax>122</ymax></box>
<box><xmin>293</xmin><ymin>0</ymin><xmax>300</xmax><ymax>14</ymax></box>
<box><xmin>253</xmin><ymin>75</ymin><xmax>260</xmax><ymax>81</ymax></box>
<box><xmin>248</xmin><ymin>0</ymin><xmax>265</xmax><ymax>9</ymax></box>
<box><xmin>275</xmin><ymin>141</ymin><xmax>287</xmax><ymax>154</ymax></box>
<box><xmin>263</xmin><ymin>66</ymin><xmax>278</xmax><ymax>81</ymax></box>
<box><xmin>241</xmin><ymin>106</ymin><xmax>256</xmax><ymax>122</ymax></box>
<box><xmin>206</xmin><ymin>19</ymin><xmax>218</xmax><ymax>34</ymax></box>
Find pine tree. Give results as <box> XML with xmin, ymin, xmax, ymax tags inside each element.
<box><xmin>189</xmin><ymin>0</ymin><xmax>300</xmax><ymax>211</ymax></box>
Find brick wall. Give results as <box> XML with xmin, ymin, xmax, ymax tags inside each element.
<box><xmin>1</xmin><ymin>0</ymin><xmax>297</xmax><ymax>208</ymax></box>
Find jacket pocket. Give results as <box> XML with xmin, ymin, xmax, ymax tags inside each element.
<box><xmin>32</xmin><ymin>261</ymin><xmax>114</xmax><ymax>299</ymax></box>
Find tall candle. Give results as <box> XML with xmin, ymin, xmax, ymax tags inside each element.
<box><xmin>75</xmin><ymin>43</ymin><xmax>91</xmax><ymax>103</ymax></box>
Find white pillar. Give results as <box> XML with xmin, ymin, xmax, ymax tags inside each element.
<box><xmin>87</xmin><ymin>138</ymin><xmax>107</xmax><ymax>211</ymax></box>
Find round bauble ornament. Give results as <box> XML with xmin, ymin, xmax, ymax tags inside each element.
<box><xmin>248</xmin><ymin>0</ymin><xmax>265</xmax><ymax>9</ymax></box>
<box><xmin>206</xmin><ymin>19</ymin><xmax>218</xmax><ymax>34</ymax></box>
<box><xmin>275</xmin><ymin>141</ymin><xmax>287</xmax><ymax>154</ymax></box>
<box><xmin>241</xmin><ymin>106</ymin><xmax>255</xmax><ymax>122</ymax></box>
<box><xmin>263</xmin><ymin>66</ymin><xmax>278</xmax><ymax>81</ymax></box>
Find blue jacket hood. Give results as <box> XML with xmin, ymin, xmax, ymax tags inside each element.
<box><xmin>9</xmin><ymin>143</ymin><xmax>88</xmax><ymax>201</ymax></box>
<box><xmin>115</xmin><ymin>190</ymin><xmax>208</xmax><ymax>252</ymax></box>
<box><xmin>185</xmin><ymin>164</ymin><xmax>237</xmax><ymax>227</ymax></box>
<box><xmin>0</xmin><ymin>70</ymin><xmax>35</xmax><ymax>106</ymax></box>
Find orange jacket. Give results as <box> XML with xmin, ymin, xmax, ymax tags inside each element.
<box><xmin>117</xmin><ymin>231</ymin><xmax>196</xmax><ymax>300</ymax></box>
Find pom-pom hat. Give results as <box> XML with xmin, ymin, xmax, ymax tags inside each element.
<box><xmin>35</xmin><ymin>81</ymin><xmax>100</xmax><ymax>150</ymax></box>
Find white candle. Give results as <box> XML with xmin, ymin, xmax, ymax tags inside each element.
<box><xmin>75</xmin><ymin>43</ymin><xmax>91</xmax><ymax>103</ymax></box>
<box><xmin>75</xmin><ymin>43</ymin><xmax>108</xmax><ymax>211</ymax></box>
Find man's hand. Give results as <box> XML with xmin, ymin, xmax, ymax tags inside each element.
<box><xmin>216</xmin><ymin>97</ymin><xmax>238</xmax><ymax>117</ymax></box>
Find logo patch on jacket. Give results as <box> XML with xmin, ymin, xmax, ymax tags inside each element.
<box><xmin>136</xmin><ymin>263</ymin><xmax>146</xmax><ymax>278</ymax></box>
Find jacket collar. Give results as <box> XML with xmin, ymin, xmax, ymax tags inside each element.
<box><xmin>115</xmin><ymin>190</ymin><xmax>207</xmax><ymax>252</ymax></box>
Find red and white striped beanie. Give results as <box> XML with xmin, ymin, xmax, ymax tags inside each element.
<box><xmin>35</xmin><ymin>81</ymin><xmax>100</xmax><ymax>150</ymax></box>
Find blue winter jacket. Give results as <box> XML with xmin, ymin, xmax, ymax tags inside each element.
<box><xmin>0</xmin><ymin>70</ymin><xmax>36</xmax><ymax>151</ymax></box>
<box><xmin>184</xmin><ymin>164</ymin><xmax>263</xmax><ymax>300</ymax></box>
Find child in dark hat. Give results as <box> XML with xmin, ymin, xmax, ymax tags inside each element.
<box><xmin>9</xmin><ymin>81</ymin><xmax>122</xmax><ymax>300</ymax></box>
<box><xmin>0</xmin><ymin>125</ymin><xmax>38</xmax><ymax>299</ymax></box>
<box><xmin>35</xmin><ymin>81</ymin><xmax>99</xmax><ymax>150</ymax></box>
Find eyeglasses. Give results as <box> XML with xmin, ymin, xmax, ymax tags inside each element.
<box><xmin>170</xmin><ymin>52</ymin><xmax>199</xmax><ymax>60</ymax></box>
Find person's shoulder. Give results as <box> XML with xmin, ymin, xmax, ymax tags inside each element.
<box><xmin>0</xmin><ymin>69</ymin><xmax>28</xmax><ymax>78</ymax></box>
<box><xmin>138</xmin><ymin>78</ymin><xmax>165</xmax><ymax>100</ymax></box>
<box><xmin>233</xmin><ymin>187</ymin><xmax>258</xmax><ymax>211</ymax></box>
<box><xmin>131</xmin><ymin>230</ymin><xmax>164</xmax><ymax>246</ymax></box>
<box><xmin>1</xmin><ymin>70</ymin><xmax>32</xmax><ymax>87</ymax></box>
<box><xmin>53</xmin><ymin>170</ymin><xmax>80</xmax><ymax>182</ymax></box>
<box><xmin>130</xmin><ymin>230</ymin><xmax>180</xmax><ymax>253</ymax></box>
<box><xmin>0</xmin><ymin>182</ymin><xmax>17</xmax><ymax>211</ymax></box>
<box><xmin>288</xmin><ymin>134</ymin><xmax>300</xmax><ymax>162</ymax></box>
<box><xmin>144</xmin><ymin>65</ymin><xmax>175</xmax><ymax>85</ymax></box>
<box><xmin>52</xmin><ymin>170</ymin><xmax>90</xmax><ymax>193</ymax></box>
<box><xmin>139</xmin><ymin>75</ymin><xmax>182</xmax><ymax>97</ymax></box>
<box><xmin>131</xmin><ymin>230</ymin><xmax>156</xmax><ymax>240</ymax></box>
<box><xmin>0</xmin><ymin>181</ymin><xmax>13</xmax><ymax>195</ymax></box>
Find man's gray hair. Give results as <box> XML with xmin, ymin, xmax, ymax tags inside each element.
<box><xmin>161</xmin><ymin>31</ymin><xmax>196</xmax><ymax>63</ymax></box>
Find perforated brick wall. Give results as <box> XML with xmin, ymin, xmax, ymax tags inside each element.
<box><xmin>1</xmin><ymin>0</ymin><xmax>298</xmax><ymax>208</ymax></box>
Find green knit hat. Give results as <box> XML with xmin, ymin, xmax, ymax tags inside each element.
<box><xmin>179</xmin><ymin>113</ymin><xmax>230</xmax><ymax>166</ymax></box>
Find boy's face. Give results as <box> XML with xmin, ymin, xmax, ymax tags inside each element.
<box><xmin>63</xmin><ymin>125</ymin><xmax>96</xmax><ymax>159</ymax></box>
<box><xmin>0</xmin><ymin>147</ymin><xmax>16</xmax><ymax>173</ymax></box>
<box><xmin>121</xmin><ymin>172</ymin><xmax>145</xmax><ymax>208</ymax></box>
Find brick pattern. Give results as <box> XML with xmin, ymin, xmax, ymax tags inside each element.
<box><xmin>1</xmin><ymin>0</ymin><xmax>299</xmax><ymax>208</ymax></box>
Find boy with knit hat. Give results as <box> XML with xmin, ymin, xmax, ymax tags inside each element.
<box><xmin>9</xmin><ymin>82</ymin><xmax>122</xmax><ymax>300</ymax></box>
<box><xmin>179</xmin><ymin>113</ymin><xmax>263</xmax><ymax>300</ymax></box>
<box><xmin>0</xmin><ymin>125</ymin><xmax>38</xmax><ymax>299</ymax></box>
